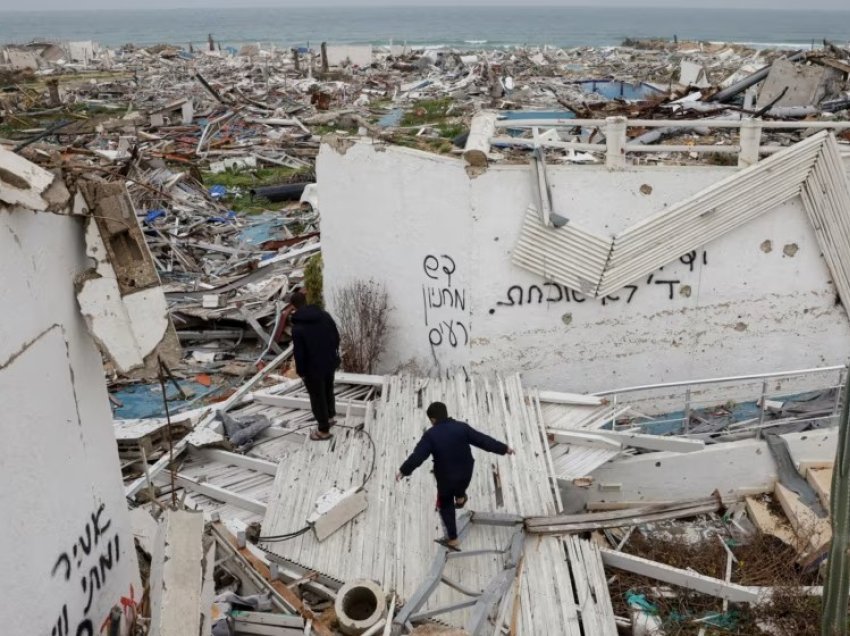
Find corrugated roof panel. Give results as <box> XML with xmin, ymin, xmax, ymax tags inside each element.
<box><xmin>513</xmin><ymin>206</ymin><xmax>613</xmax><ymax>295</ymax></box>
<box><xmin>511</xmin><ymin>132</ymin><xmax>848</xmax><ymax>302</ymax></box>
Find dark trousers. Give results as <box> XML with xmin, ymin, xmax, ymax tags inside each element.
<box><xmin>303</xmin><ymin>372</ymin><xmax>336</xmax><ymax>433</ymax></box>
<box><xmin>436</xmin><ymin>474</ymin><xmax>473</xmax><ymax>540</ymax></box>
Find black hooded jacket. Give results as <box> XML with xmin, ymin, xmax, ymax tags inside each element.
<box><xmin>291</xmin><ymin>305</ymin><xmax>341</xmax><ymax>377</ymax></box>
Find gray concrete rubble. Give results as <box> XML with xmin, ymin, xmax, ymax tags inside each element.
<box><xmin>4</xmin><ymin>32</ymin><xmax>850</xmax><ymax>636</ymax></box>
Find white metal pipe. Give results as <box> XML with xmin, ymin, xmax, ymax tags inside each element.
<box><xmin>593</xmin><ymin>365</ymin><xmax>846</xmax><ymax>397</ymax></box>
<box><xmin>495</xmin><ymin>118</ymin><xmax>850</xmax><ymax>130</ymax></box>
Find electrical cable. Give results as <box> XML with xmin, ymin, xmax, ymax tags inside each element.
<box><xmin>255</xmin><ymin>421</ymin><xmax>377</xmax><ymax>543</ymax></box>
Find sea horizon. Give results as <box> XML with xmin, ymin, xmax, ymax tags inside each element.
<box><xmin>0</xmin><ymin>5</ymin><xmax>847</xmax><ymax>49</ymax></box>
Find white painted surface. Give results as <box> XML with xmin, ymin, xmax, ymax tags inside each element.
<box><xmin>584</xmin><ymin>428</ymin><xmax>837</xmax><ymax>506</ymax></box>
<box><xmin>325</xmin><ymin>45</ymin><xmax>372</xmax><ymax>68</ymax></box>
<box><xmin>150</xmin><ymin>510</ymin><xmax>205</xmax><ymax>636</ymax></box>
<box><xmin>68</xmin><ymin>41</ymin><xmax>97</xmax><ymax>64</ymax></box>
<box><xmin>0</xmin><ymin>206</ymin><xmax>139</xmax><ymax>635</ymax></box>
<box><xmin>318</xmin><ymin>140</ymin><xmax>850</xmax><ymax>391</ymax></box>
<box><xmin>76</xmin><ymin>218</ymin><xmax>170</xmax><ymax>373</ymax></box>
<box><xmin>0</xmin><ymin>144</ymin><xmax>54</xmax><ymax>209</ymax></box>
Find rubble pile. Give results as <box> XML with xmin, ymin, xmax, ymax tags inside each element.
<box><xmin>5</xmin><ymin>33</ymin><xmax>850</xmax><ymax>636</ymax></box>
<box><xmin>2</xmin><ymin>35</ymin><xmax>849</xmax><ymax>402</ymax></box>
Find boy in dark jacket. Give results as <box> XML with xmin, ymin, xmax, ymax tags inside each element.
<box><xmin>396</xmin><ymin>402</ymin><xmax>514</xmax><ymax>551</ymax></box>
<box><xmin>290</xmin><ymin>291</ymin><xmax>341</xmax><ymax>441</ymax></box>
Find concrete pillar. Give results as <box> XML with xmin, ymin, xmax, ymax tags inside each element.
<box><xmin>605</xmin><ymin>116</ymin><xmax>628</xmax><ymax>170</ymax></box>
<box><xmin>46</xmin><ymin>79</ymin><xmax>60</xmax><ymax>107</ymax></box>
<box><xmin>738</xmin><ymin>118</ymin><xmax>763</xmax><ymax>169</ymax></box>
<box><xmin>320</xmin><ymin>42</ymin><xmax>329</xmax><ymax>73</ymax></box>
<box><xmin>181</xmin><ymin>101</ymin><xmax>194</xmax><ymax>125</ymax></box>
<box><xmin>464</xmin><ymin>111</ymin><xmax>498</xmax><ymax>168</ymax></box>
<box><xmin>335</xmin><ymin>580</ymin><xmax>386</xmax><ymax>635</ymax></box>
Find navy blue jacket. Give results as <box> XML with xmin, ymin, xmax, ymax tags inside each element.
<box><xmin>399</xmin><ymin>418</ymin><xmax>509</xmax><ymax>486</ymax></box>
<box><xmin>291</xmin><ymin>305</ymin><xmax>341</xmax><ymax>378</ymax></box>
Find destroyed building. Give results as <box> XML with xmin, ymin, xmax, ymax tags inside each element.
<box><xmin>2</xmin><ymin>34</ymin><xmax>850</xmax><ymax>636</ymax></box>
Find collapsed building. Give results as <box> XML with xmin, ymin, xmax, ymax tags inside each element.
<box><xmin>3</xmin><ymin>35</ymin><xmax>850</xmax><ymax>636</ymax></box>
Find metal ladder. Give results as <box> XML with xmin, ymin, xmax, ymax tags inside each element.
<box><xmin>392</xmin><ymin>511</ymin><xmax>525</xmax><ymax>636</ymax></box>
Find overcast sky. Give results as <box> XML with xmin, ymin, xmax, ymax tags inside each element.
<box><xmin>0</xmin><ymin>0</ymin><xmax>848</xmax><ymax>10</ymax></box>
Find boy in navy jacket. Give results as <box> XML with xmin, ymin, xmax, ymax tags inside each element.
<box><xmin>397</xmin><ymin>402</ymin><xmax>513</xmax><ymax>551</ymax></box>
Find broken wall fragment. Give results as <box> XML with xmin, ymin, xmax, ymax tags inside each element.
<box><xmin>75</xmin><ymin>179</ymin><xmax>181</xmax><ymax>377</ymax></box>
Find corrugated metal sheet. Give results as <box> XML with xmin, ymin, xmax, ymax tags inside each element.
<box><xmin>513</xmin><ymin>206</ymin><xmax>612</xmax><ymax>295</ymax></box>
<box><xmin>513</xmin><ymin>132</ymin><xmax>850</xmax><ymax>304</ymax></box>
<box><xmin>801</xmin><ymin>136</ymin><xmax>850</xmax><ymax>308</ymax></box>
<box><xmin>550</xmin><ymin>445</ymin><xmax>621</xmax><ymax>480</ymax></box>
<box><xmin>259</xmin><ymin>374</ymin><xmax>617</xmax><ymax>633</ymax></box>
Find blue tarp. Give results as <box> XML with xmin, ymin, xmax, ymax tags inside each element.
<box><xmin>238</xmin><ymin>211</ymin><xmax>287</xmax><ymax>245</ymax></box>
<box><xmin>578</xmin><ymin>80</ymin><xmax>663</xmax><ymax>101</ymax></box>
<box><xmin>208</xmin><ymin>184</ymin><xmax>228</xmax><ymax>199</ymax></box>
<box><xmin>111</xmin><ymin>380</ymin><xmax>222</xmax><ymax>419</ymax></box>
<box><xmin>144</xmin><ymin>209</ymin><xmax>166</xmax><ymax>225</ymax></box>
<box><xmin>208</xmin><ymin>210</ymin><xmax>238</xmax><ymax>224</ymax></box>
<box><xmin>377</xmin><ymin>108</ymin><xmax>404</xmax><ymax>128</ymax></box>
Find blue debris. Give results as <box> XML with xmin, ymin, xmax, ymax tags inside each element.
<box><xmin>239</xmin><ymin>212</ymin><xmax>287</xmax><ymax>245</ymax></box>
<box><xmin>625</xmin><ymin>592</ymin><xmax>659</xmax><ymax>614</ymax></box>
<box><xmin>208</xmin><ymin>184</ymin><xmax>228</xmax><ymax>199</ymax></box>
<box><xmin>208</xmin><ymin>210</ymin><xmax>238</xmax><ymax>224</ymax></box>
<box><xmin>111</xmin><ymin>380</ymin><xmax>222</xmax><ymax>420</ymax></box>
<box><xmin>578</xmin><ymin>80</ymin><xmax>663</xmax><ymax>101</ymax></box>
<box><xmin>499</xmin><ymin>110</ymin><xmax>575</xmax><ymax>121</ymax></box>
<box><xmin>378</xmin><ymin>108</ymin><xmax>404</xmax><ymax>128</ymax></box>
<box><xmin>144</xmin><ymin>209</ymin><xmax>166</xmax><ymax>225</ymax></box>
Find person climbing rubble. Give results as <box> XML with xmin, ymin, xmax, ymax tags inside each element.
<box><xmin>396</xmin><ymin>402</ymin><xmax>514</xmax><ymax>551</ymax></box>
<box><xmin>290</xmin><ymin>291</ymin><xmax>341</xmax><ymax>441</ymax></box>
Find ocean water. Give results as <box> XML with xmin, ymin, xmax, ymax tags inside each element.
<box><xmin>0</xmin><ymin>6</ymin><xmax>848</xmax><ymax>49</ymax></box>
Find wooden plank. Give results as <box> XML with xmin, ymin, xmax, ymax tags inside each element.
<box><xmin>806</xmin><ymin>466</ymin><xmax>833</xmax><ymax>509</ymax></box>
<box><xmin>584</xmin><ymin>429</ymin><xmax>705</xmax><ymax>453</ymax></box>
<box><xmin>528</xmin><ymin>500</ymin><xmax>721</xmax><ymax>534</ymax></box>
<box><xmin>213</xmin><ymin>523</ymin><xmax>334</xmax><ymax>636</ymax></box>
<box><xmin>175</xmin><ymin>473</ymin><xmax>267</xmax><ymax>516</ymax></box>
<box><xmin>538</xmin><ymin>390</ymin><xmax>603</xmax><ymax>407</ymax></box>
<box><xmin>254</xmin><ymin>393</ymin><xmax>367</xmax><ymax>416</ymax></box>
<box><xmin>195</xmin><ymin>448</ymin><xmax>279</xmax><ymax>476</ymax></box>
<box><xmin>745</xmin><ymin>496</ymin><xmax>797</xmax><ymax>547</ymax></box>
<box><xmin>774</xmin><ymin>483</ymin><xmax>832</xmax><ymax>561</ymax></box>
<box><xmin>234</xmin><ymin>611</ymin><xmax>305</xmax><ymax>628</ymax></box>
<box><xmin>335</xmin><ymin>371</ymin><xmax>385</xmax><ymax>387</ymax></box>
<box><xmin>548</xmin><ymin>430</ymin><xmax>623</xmax><ymax>451</ymax></box>
<box><xmin>599</xmin><ymin>547</ymin><xmax>762</xmax><ymax>603</ymax></box>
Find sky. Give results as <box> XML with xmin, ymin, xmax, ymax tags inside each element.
<box><xmin>0</xmin><ymin>0</ymin><xmax>848</xmax><ymax>10</ymax></box>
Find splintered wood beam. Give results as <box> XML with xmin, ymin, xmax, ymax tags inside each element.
<box><xmin>212</xmin><ymin>522</ymin><xmax>334</xmax><ymax>636</ymax></box>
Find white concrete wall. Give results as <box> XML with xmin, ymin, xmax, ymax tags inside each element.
<box><xmin>318</xmin><ymin>140</ymin><xmax>850</xmax><ymax>392</ymax></box>
<box><xmin>0</xmin><ymin>208</ymin><xmax>139</xmax><ymax>636</ymax></box>
<box><xmin>325</xmin><ymin>45</ymin><xmax>372</xmax><ymax>68</ymax></box>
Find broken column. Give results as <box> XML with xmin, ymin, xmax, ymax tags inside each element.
<box><xmin>75</xmin><ymin>179</ymin><xmax>181</xmax><ymax>378</ymax></box>
<box><xmin>149</xmin><ymin>510</ymin><xmax>207</xmax><ymax>636</ymax></box>
<box><xmin>46</xmin><ymin>78</ymin><xmax>61</xmax><ymax>107</ymax></box>
<box><xmin>335</xmin><ymin>580</ymin><xmax>386</xmax><ymax>635</ymax></box>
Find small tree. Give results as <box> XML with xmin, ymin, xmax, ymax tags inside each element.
<box><xmin>304</xmin><ymin>253</ymin><xmax>324</xmax><ymax>308</ymax></box>
<box><xmin>334</xmin><ymin>280</ymin><xmax>390</xmax><ymax>374</ymax></box>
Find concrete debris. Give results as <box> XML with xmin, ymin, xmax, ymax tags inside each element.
<box><xmin>149</xmin><ymin>510</ymin><xmax>207</xmax><ymax>636</ymax></box>
<box><xmin>5</xmin><ymin>32</ymin><xmax>850</xmax><ymax>636</ymax></box>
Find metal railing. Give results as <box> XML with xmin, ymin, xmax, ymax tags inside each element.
<box><xmin>592</xmin><ymin>364</ymin><xmax>847</xmax><ymax>437</ymax></box>
<box><xmin>467</xmin><ymin>113</ymin><xmax>850</xmax><ymax>170</ymax></box>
